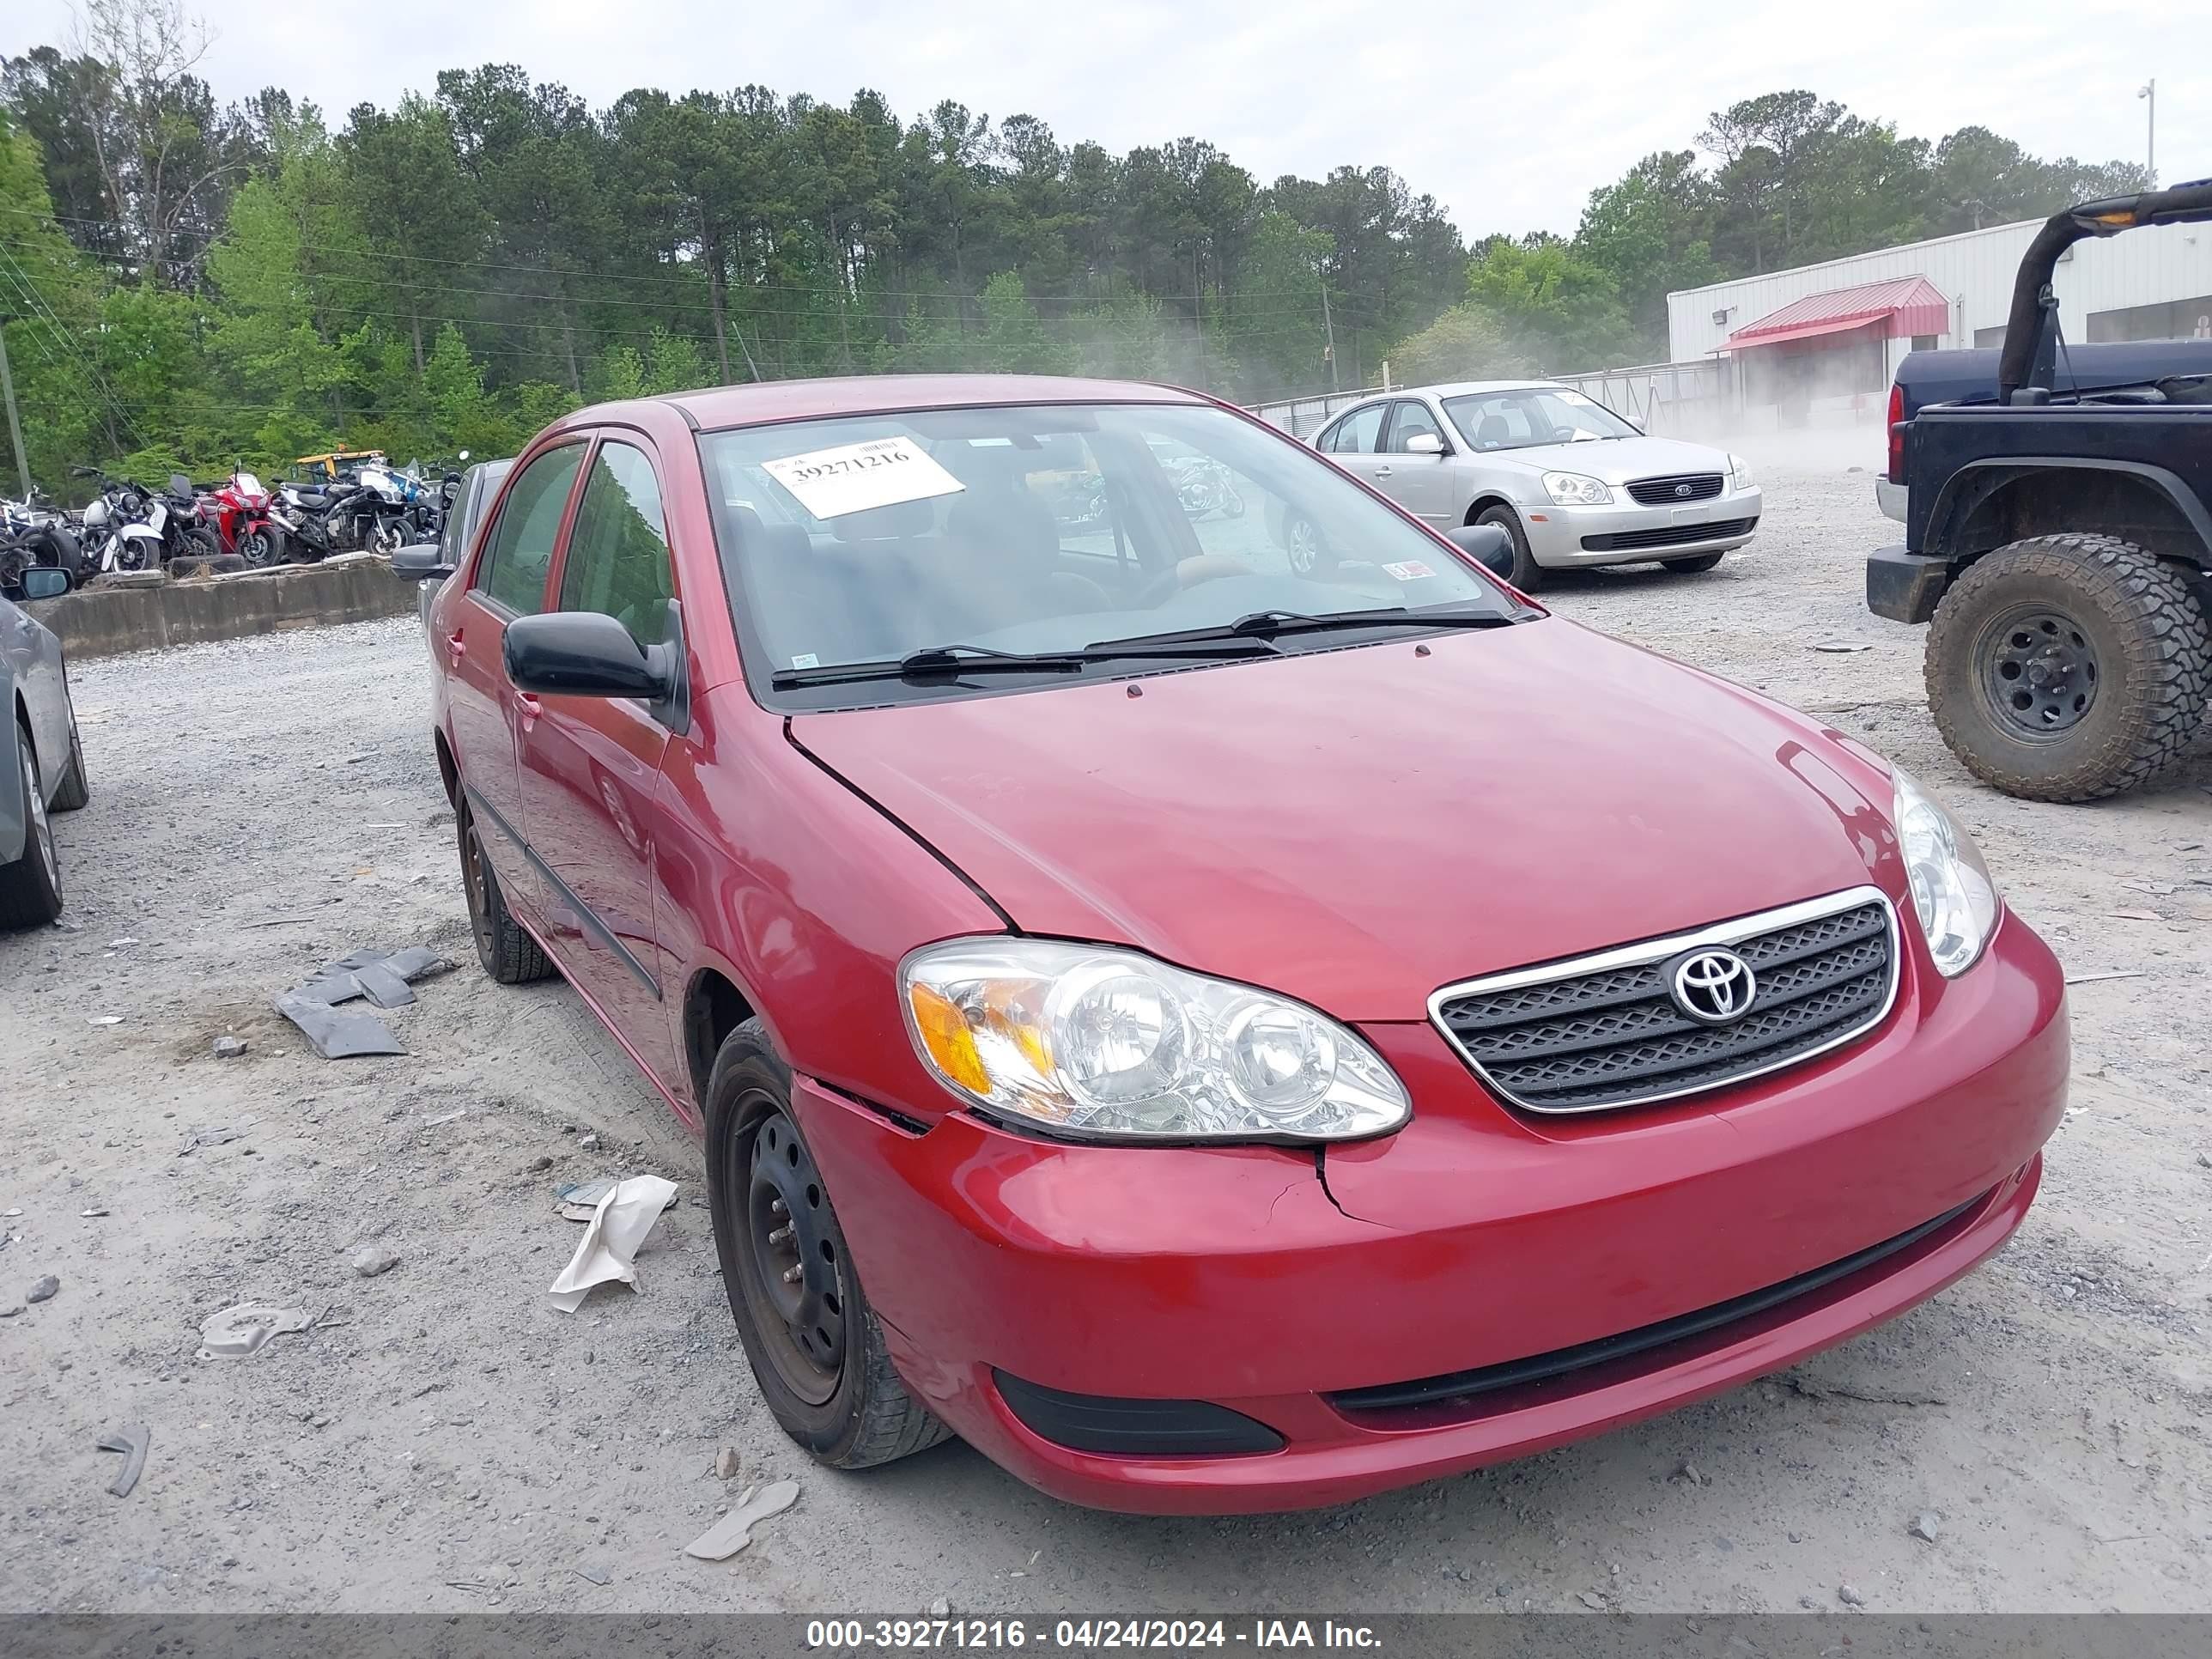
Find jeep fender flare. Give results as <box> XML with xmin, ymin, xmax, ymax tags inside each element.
<box><xmin>1925</xmin><ymin>456</ymin><xmax>2212</xmax><ymax>572</ymax></box>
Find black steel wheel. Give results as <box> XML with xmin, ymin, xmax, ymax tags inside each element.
<box><xmin>1925</xmin><ymin>533</ymin><xmax>2210</xmax><ymax>802</ymax></box>
<box><xmin>707</xmin><ymin>1018</ymin><xmax>951</xmax><ymax>1469</ymax></box>
<box><xmin>1976</xmin><ymin>606</ymin><xmax>2099</xmax><ymax>736</ymax></box>
<box><xmin>738</xmin><ymin>1112</ymin><xmax>847</xmax><ymax>1404</ymax></box>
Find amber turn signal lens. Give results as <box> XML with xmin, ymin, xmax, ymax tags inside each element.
<box><xmin>908</xmin><ymin>982</ymin><xmax>991</xmax><ymax>1094</ymax></box>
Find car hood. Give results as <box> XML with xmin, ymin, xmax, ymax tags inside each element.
<box><xmin>1474</xmin><ymin>434</ymin><xmax>1735</xmax><ymax>485</ymax></box>
<box><xmin>790</xmin><ymin>619</ymin><xmax>1896</xmax><ymax>1021</ymax></box>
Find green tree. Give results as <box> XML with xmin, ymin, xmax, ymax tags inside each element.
<box><xmin>1575</xmin><ymin>150</ymin><xmax>1720</xmax><ymax>358</ymax></box>
<box><xmin>1465</xmin><ymin>235</ymin><xmax>1635</xmax><ymax>374</ymax></box>
<box><xmin>1382</xmin><ymin>304</ymin><xmax>1533</xmax><ymax>386</ymax></box>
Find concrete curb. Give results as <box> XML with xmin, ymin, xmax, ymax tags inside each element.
<box><xmin>40</xmin><ymin>554</ymin><xmax>417</xmax><ymax>660</ymax></box>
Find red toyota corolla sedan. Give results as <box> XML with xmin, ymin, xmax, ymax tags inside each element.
<box><xmin>420</xmin><ymin>374</ymin><xmax>2067</xmax><ymax>1514</ymax></box>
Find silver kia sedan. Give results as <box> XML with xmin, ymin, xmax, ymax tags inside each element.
<box><xmin>1288</xmin><ymin>381</ymin><xmax>1761</xmax><ymax>588</ymax></box>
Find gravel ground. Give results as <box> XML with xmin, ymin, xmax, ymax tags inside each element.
<box><xmin>2</xmin><ymin>441</ymin><xmax>2208</xmax><ymax>1616</ymax></box>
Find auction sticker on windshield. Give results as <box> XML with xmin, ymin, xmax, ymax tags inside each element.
<box><xmin>761</xmin><ymin>436</ymin><xmax>966</xmax><ymax>520</ymax></box>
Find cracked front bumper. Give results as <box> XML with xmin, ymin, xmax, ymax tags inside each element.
<box><xmin>787</xmin><ymin>919</ymin><xmax>2065</xmax><ymax>1513</ymax></box>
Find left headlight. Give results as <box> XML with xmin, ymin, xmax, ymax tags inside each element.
<box><xmin>1729</xmin><ymin>452</ymin><xmax>1755</xmax><ymax>489</ymax></box>
<box><xmin>900</xmin><ymin>939</ymin><xmax>1412</xmax><ymax>1142</ymax></box>
<box><xmin>1891</xmin><ymin>765</ymin><xmax>1999</xmax><ymax>977</ymax></box>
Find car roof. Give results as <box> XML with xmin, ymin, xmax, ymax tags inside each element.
<box><xmin>651</xmin><ymin>374</ymin><xmax>1212</xmax><ymax>432</ymax></box>
<box><xmin>1387</xmin><ymin>380</ymin><xmax>1562</xmax><ymax>400</ymax></box>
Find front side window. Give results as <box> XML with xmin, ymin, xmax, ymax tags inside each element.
<box><xmin>558</xmin><ymin>442</ymin><xmax>675</xmax><ymax>646</ymax></box>
<box><xmin>477</xmin><ymin>445</ymin><xmax>583</xmax><ymax>615</ymax></box>
<box><xmin>1386</xmin><ymin>400</ymin><xmax>1445</xmax><ymax>452</ymax></box>
<box><xmin>698</xmin><ymin>402</ymin><xmax>1518</xmax><ymax>708</ymax></box>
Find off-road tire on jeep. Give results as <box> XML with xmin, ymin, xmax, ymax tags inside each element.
<box><xmin>706</xmin><ymin>1017</ymin><xmax>952</xmax><ymax>1470</ymax></box>
<box><xmin>456</xmin><ymin>799</ymin><xmax>554</xmax><ymax>983</ymax></box>
<box><xmin>1474</xmin><ymin>505</ymin><xmax>1545</xmax><ymax>590</ymax></box>
<box><xmin>1662</xmin><ymin>551</ymin><xmax>1726</xmax><ymax>574</ymax></box>
<box><xmin>1924</xmin><ymin>533</ymin><xmax>2211</xmax><ymax>802</ymax></box>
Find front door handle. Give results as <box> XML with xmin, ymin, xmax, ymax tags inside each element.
<box><xmin>444</xmin><ymin>629</ymin><xmax>466</xmax><ymax>662</ymax></box>
<box><xmin>1374</xmin><ymin>465</ymin><xmax>1394</xmax><ymax>478</ymax></box>
<box><xmin>514</xmin><ymin>692</ymin><xmax>543</xmax><ymax>728</ymax></box>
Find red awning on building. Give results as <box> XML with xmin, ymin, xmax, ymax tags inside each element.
<box><xmin>1721</xmin><ymin>276</ymin><xmax>1951</xmax><ymax>351</ymax></box>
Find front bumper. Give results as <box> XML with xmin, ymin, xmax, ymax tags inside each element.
<box><xmin>1522</xmin><ymin>483</ymin><xmax>1764</xmax><ymax>568</ymax></box>
<box><xmin>793</xmin><ymin>913</ymin><xmax>2066</xmax><ymax>1514</ymax></box>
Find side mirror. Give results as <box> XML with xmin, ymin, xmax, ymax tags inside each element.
<box><xmin>1446</xmin><ymin>524</ymin><xmax>1516</xmax><ymax>580</ymax></box>
<box><xmin>505</xmin><ymin>611</ymin><xmax>674</xmax><ymax>701</ymax></box>
<box><xmin>17</xmin><ymin>567</ymin><xmax>72</xmax><ymax>600</ymax></box>
<box><xmin>390</xmin><ymin>543</ymin><xmax>453</xmax><ymax>580</ymax></box>
<box><xmin>1404</xmin><ymin>431</ymin><xmax>1447</xmax><ymax>456</ymax></box>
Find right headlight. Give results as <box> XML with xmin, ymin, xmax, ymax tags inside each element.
<box><xmin>900</xmin><ymin>939</ymin><xmax>1411</xmax><ymax>1142</ymax></box>
<box><xmin>1541</xmin><ymin>471</ymin><xmax>1612</xmax><ymax>506</ymax></box>
<box><xmin>1890</xmin><ymin>764</ymin><xmax>2000</xmax><ymax>976</ymax></box>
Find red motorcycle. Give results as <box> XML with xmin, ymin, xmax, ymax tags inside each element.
<box><xmin>197</xmin><ymin>470</ymin><xmax>286</xmax><ymax>567</ymax></box>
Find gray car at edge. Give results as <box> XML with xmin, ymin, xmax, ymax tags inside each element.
<box><xmin>2</xmin><ymin>567</ymin><xmax>90</xmax><ymax>928</ymax></box>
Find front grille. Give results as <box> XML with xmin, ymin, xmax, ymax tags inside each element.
<box><xmin>1625</xmin><ymin>472</ymin><xmax>1724</xmax><ymax>506</ymax></box>
<box><xmin>1430</xmin><ymin>889</ymin><xmax>1897</xmax><ymax>1114</ymax></box>
<box><xmin>1325</xmin><ymin>1192</ymin><xmax>1983</xmax><ymax>1419</ymax></box>
<box><xmin>1581</xmin><ymin>516</ymin><xmax>1758</xmax><ymax>552</ymax></box>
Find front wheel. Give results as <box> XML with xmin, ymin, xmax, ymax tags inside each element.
<box><xmin>1474</xmin><ymin>505</ymin><xmax>1545</xmax><ymax>590</ymax></box>
<box><xmin>1924</xmin><ymin>533</ymin><xmax>2211</xmax><ymax>802</ymax></box>
<box><xmin>0</xmin><ymin>728</ymin><xmax>64</xmax><ymax>929</ymax></box>
<box><xmin>708</xmin><ymin>1020</ymin><xmax>951</xmax><ymax>1470</ymax></box>
<box><xmin>238</xmin><ymin>525</ymin><xmax>282</xmax><ymax>567</ymax></box>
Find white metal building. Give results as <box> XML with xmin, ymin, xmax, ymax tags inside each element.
<box><xmin>1664</xmin><ymin>216</ymin><xmax>2212</xmax><ymax>427</ymax></box>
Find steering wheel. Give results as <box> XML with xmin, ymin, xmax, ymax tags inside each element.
<box><xmin>1135</xmin><ymin>555</ymin><xmax>1255</xmax><ymax>608</ymax></box>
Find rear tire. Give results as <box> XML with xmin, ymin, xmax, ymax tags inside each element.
<box><xmin>0</xmin><ymin>728</ymin><xmax>64</xmax><ymax>929</ymax></box>
<box><xmin>1663</xmin><ymin>551</ymin><xmax>1726</xmax><ymax>574</ymax></box>
<box><xmin>456</xmin><ymin>799</ymin><xmax>554</xmax><ymax>983</ymax></box>
<box><xmin>706</xmin><ymin>1018</ymin><xmax>951</xmax><ymax>1470</ymax></box>
<box><xmin>1924</xmin><ymin>533</ymin><xmax>2210</xmax><ymax>802</ymax></box>
<box><xmin>1475</xmin><ymin>505</ymin><xmax>1545</xmax><ymax>590</ymax></box>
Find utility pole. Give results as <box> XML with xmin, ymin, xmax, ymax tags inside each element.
<box><xmin>2139</xmin><ymin>80</ymin><xmax>2156</xmax><ymax>186</ymax></box>
<box><xmin>0</xmin><ymin>316</ymin><xmax>29</xmax><ymax>500</ymax></box>
<box><xmin>1320</xmin><ymin>283</ymin><xmax>1340</xmax><ymax>394</ymax></box>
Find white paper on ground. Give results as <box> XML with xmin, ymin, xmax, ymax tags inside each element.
<box><xmin>683</xmin><ymin>1478</ymin><xmax>801</xmax><ymax>1560</ymax></box>
<box><xmin>546</xmin><ymin>1175</ymin><xmax>679</xmax><ymax>1312</ymax></box>
<box><xmin>760</xmin><ymin>435</ymin><xmax>965</xmax><ymax>520</ymax></box>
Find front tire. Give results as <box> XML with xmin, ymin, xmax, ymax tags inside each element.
<box><xmin>0</xmin><ymin>728</ymin><xmax>64</xmax><ymax>929</ymax></box>
<box><xmin>707</xmin><ymin>1019</ymin><xmax>951</xmax><ymax>1470</ymax></box>
<box><xmin>1924</xmin><ymin>533</ymin><xmax>2211</xmax><ymax>802</ymax></box>
<box><xmin>1474</xmin><ymin>505</ymin><xmax>1545</xmax><ymax>590</ymax></box>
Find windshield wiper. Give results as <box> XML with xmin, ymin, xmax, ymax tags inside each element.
<box><xmin>771</xmin><ymin>639</ymin><xmax>1273</xmax><ymax>690</ymax></box>
<box><xmin>1093</xmin><ymin>607</ymin><xmax>1521</xmax><ymax>651</ymax></box>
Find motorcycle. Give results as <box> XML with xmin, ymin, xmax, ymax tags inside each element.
<box><xmin>0</xmin><ymin>490</ymin><xmax>86</xmax><ymax>584</ymax></box>
<box><xmin>197</xmin><ymin>468</ymin><xmax>286</xmax><ymax>567</ymax></box>
<box><xmin>350</xmin><ymin>463</ymin><xmax>425</xmax><ymax>553</ymax></box>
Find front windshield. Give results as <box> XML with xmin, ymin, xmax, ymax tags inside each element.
<box><xmin>1442</xmin><ymin>386</ymin><xmax>1638</xmax><ymax>452</ymax></box>
<box><xmin>234</xmin><ymin>472</ymin><xmax>262</xmax><ymax>495</ymax></box>
<box><xmin>699</xmin><ymin>402</ymin><xmax>1514</xmax><ymax>703</ymax></box>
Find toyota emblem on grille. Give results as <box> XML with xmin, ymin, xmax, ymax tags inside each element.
<box><xmin>1674</xmin><ymin>483</ymin><xmax>1693</xmax><ymax>497</ymax></box>
<box><xmin>1670</xmin><ymin>948</ymin><xmax>1757</xmax><ymax>1024</ymax></box>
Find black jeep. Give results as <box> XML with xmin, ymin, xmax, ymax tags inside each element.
<box><xmin>1867</xmin><ymin>180</ymin><xmax>2212</xmax><ymax>802</ymax></box>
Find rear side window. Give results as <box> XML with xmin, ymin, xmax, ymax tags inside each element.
<box><xmin>477</xmin><ymin>445</ymin><xmax>584</xmax><ymax>615</ymax></box>
<box><xmin>1324</xmin><ymin>404</ymin><xmax>1385</xmax><ymax>454</ymax></box>
<box><xmin>558</xmin><ymin>442</ymin><xmax>675</xmax><ymax>646</ymax></box>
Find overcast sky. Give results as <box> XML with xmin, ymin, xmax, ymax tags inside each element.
<box><xmin>7</xmin><ymin>0</ymin><xmax>2203</xmax><ymax>240</ymax></box>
